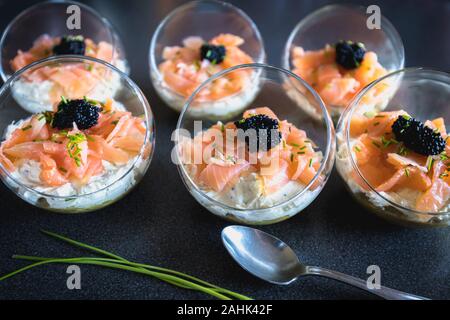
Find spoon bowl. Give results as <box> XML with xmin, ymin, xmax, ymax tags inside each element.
<box><xmin>222</xmin><ymin>225</ymin><xmax>305</xmax><ymax>285</ymax></box>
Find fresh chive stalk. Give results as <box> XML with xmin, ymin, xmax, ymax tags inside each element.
<box><xmin>0</xmin><ymin>230</ymin><xmax>251</xmax><ymax>300</ymax></box>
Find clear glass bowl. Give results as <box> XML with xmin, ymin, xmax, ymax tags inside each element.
<box><xmin>0</xmin><ymin>56</ymin><xmax>155</xmax><ymax>213</ymax></box>
<box><xmin>283</xmin><ymin>4</ymin><xmax>404</xmax><ymax>120</ymax></box>
<box><xmin>175</xmin><ymin>63</ymin><xmax>335</xmax><ymax>225</ymax></box>
<box><xmin>0</xmin><ymin>0</ymin><xmax>129</xmax><ymax>81</ymax></box>
<box><xmin>336</xmin><ymin>68</ymin><xmax>450</xmax><ymax>227</ymax></box>
<box><xmin>149</xmin><ymin>0</ymin><xmax>265</xmax><ymax>118</ymax></box>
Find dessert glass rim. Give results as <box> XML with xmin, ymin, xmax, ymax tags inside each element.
<box><xmin>0</xmin><ymin>54</ymin><xmax>155</xmax><ymax>200</ymax></box>
<box><xmin>281</xmin><ymin>3</ymin><xmax>405</xmax><ymax>77</ymax></box>
<box><xmin>0</xmin><ymin>0</ymin><xmax>120</xmax><ymax>81</ymax></box>
<box><xmin>343</xmin><ymin>67</ymin><xmax>450</xmax><ymax>216</ymax></box>
<box><xmin>175</xmin><ymin>62</ymin><xmax>334</xmax><ymax>212</ymax></box>
<box><xmin>148</xmin><ymin>0</ymin><xmax>266</xmax><ymax>102</ymax></box>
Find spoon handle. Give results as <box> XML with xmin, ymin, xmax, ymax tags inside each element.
<box><xmin>306</xmin><ymin>266</ymin><xmax>429</xmax><ymax>300</ymax></box>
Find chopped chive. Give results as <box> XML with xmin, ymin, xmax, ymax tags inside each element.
<box><xmin>111</xmin><ymin>120</ymin><xmax>119</xmax><ymax>125</ymax></box>
<box><xmin>291</xmin><ymin>143</ymin><xmax>300</xmax><ymax>148</ymax></box>
<box><xmin>404</xmin><ymin>168</ymin><xmax>410</xmax><ymax>177</ymax></box>
<box><xmin>398</xmin><ymin>146</ymin><xmax>408</xmax><ymax>156</ymax></box>
<box><xmin>373</xmin><ymin>122</ymin><xmax>380</xmax><ymax>126</ymax></box>
<box><xmin>300</xmin><ymin>145</ymin><xmax>307</xmax><ymax>150</ymax></box>
<box><xmin>354</xmin><ymin>145</ymin><xmax>362</xmax><ymax>152</ymax></box>
<box><xmin>372</xmin><ymin>141</ymin><xmax>381</xmax><ymax>148</ymax></box>
<box><xmin>66</xmin><ymin>133</ymin><xmax>87</xmax><ymax>167</ymax></box>
<box><xmin>439</xmin><ymin>173</ymin><xmax>448</xmax><ymax>179</ymax></box>
<box><xmin>297</xmin><ymin>151</ymin><xmax>305</xmax><ymax>155</ymax></box>
<box><xmin>59</xmin><ymin>167</ymin><xmax>67</xmax><ymax>173</ymax></box>
<box><xmin>308</xmin><ymin>158</ymin><xmax>313</xmax><ymax>167</ymax></box>
<box><xmin>61</xmin><ymin>96</ymin><xmax>68</xmax><ymax>104</ymax></box>
<box><xmin>426</xmin><ymin>156</ymin><xmax>434</xmax><ymax>171</ymax></box>
<box><xmin>22</xmin><ymin>125</ymin><xmax>32</xmax><ymax>131</ymax></box>
<box><xmin>290</xmin><ymin>153</ymin><xmax>294</xmax><ymax>162</ymax></box>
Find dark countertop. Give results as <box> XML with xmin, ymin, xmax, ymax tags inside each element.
<box><xmin>0</xmin><ymin>0</ymin><xmax>449</xmax><ymax>300</ymax></box>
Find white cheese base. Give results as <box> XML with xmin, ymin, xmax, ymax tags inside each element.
<box><xmin>7</xmin><ymin>157</ymin><xmax>141</xmax><ymax>211</ymax></box>
<box><xmin>182</xmin><ymin>168</ymin><xmax>320</xmax><ymax>224</ymax></box>
<box><xmin>11</xmin><ymin>59</ymin><xmax>127</xmax><ymax>114</ymax></box>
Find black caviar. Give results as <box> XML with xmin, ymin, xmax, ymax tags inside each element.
<box><xmin>335</xmin><ymin>40</ymin><xmax>366</xmax><ymax>69</ymax></box>
<box><xmin>53</xmin><ymin>35</ymin><xmax>86</xmax><ymax>56</ymax></box>
<box><xmin>200</xmin><ymin>44</ymin><xmax>226</xmax><ymax>64</ymax></box>
<box><xmin>234</xmin><ymin>114</ymin><xmax>281</xmax><ymax>152</ymax></box>
<box><xmin>392</xmin><ymin>115</ymin><xmax>446</xmax><ymax>156</ymax></box>
<box><xmin>52</xmin><ymin>98</ymin><xmax>100</xmax><ymax>130</ymax></box>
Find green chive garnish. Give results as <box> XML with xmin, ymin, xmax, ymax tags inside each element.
<box><xmin>426</xmin><ymin>156</ymin><xmax>434</xmax><ymax>171</ymax></box>
<box><xmin>0</xmin><ymin>230</ymin><xmax>251</xmax><ymax>300</ymax></box>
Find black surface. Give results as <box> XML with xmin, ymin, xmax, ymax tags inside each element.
<box><xmin>0</xmin><ymin>0</ymin><xmax>449</xmax><ymax>300</ymax></box>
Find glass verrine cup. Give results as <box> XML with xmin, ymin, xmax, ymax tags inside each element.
<box><xmin>336</xmin><ymin>68</ymin><xmax>450</xmax><ymax>226</ymax></box>
<box><xmin>0</xmin><ymin>56</ymin><xmax>154</xmax><ymax>213</ymax></box>
<box><xmin>283</xmin><ymin>4</ymin><xmax>404</xmax><ymax>121</ymax></box>
<box><xmin>175</xmin><ymin>63</ymin><xmax>335</xmax><ymax>225</ymax></box>
<box><xmin>149</xmin><ymin>0</ymin><xmax>265</xmax><ymax>119</ymax></box>
<box><xmin>0</xmin><ymin>0</ymin><xmax>129</xmax><ymax>81</ymax></box>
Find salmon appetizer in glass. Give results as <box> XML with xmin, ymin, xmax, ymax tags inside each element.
<box><xmin>154</xmin><ymin>34</ymin><xmax>260</xmax><ymax>118</ymax></box>
<box><xmin>0</xmin><ymin>96</ymin><xmax>150</xmax><ymax>212</ymax></box>
<box><xmin>338</xmin><ymin>109</ymin><xmax>450</xmax><ymax>225</ymax></box>
<box><xmin>178</xmin><ymin>107</ymin><xmax>323</xmax><ymax>221</ymax></box>
<box><xmin>10</xmin><ymin>34</ymin><xmax>127</xmax><ymax>73</ymax></box>
<box><xmin>9</xmin><ymin>35</ymin><xmax>126</xmax><ymax>114</ymax></box>
<box><xmin>346</xmin><ymin>111</ymin><xmax>449</xmax><ymax>210</ymax></box>
<box><xmin>289</xmin><ymin>41</ymin><xmax>390</xmax><ymax>118</ymax></box>
<box><xmin>336</xmin><ymin>68</ymin><xmax>450</xmax><ymax>226</ymax></box>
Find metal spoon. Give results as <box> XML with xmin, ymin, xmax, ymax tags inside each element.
<box><xmin>221</xmin><ymin>225</ymin><xmax>429</xmax><ymax>300</ymax></box>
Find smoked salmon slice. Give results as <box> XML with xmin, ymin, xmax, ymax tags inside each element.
<box><xmin>199</xmin><ymin>161</ymin><xmax>250</xmax><ymax>192</ymax></box>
